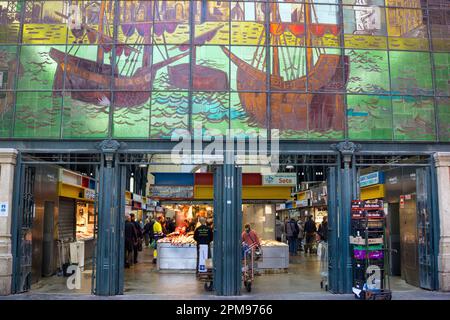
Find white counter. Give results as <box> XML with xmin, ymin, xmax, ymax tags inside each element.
<box><xmin>257</xmin><ymin>243</ymin><xmax>289</xmax><ymax>269</ymax></box>
<box><xmin>157</xmin><ymin>242</ymin><xmax>197</xmax><ymax>270</ymax></box>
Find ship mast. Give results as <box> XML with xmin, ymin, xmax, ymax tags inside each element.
<box><xmin>97</xmin><ymin>0</ymin><xmax>106</xmax><ymax>64</ymax></box>
<box><xmin>143</xmin><ymin>1</ymin><xmax>153</xmax><ymax>68</ymax></box>
<box><xmin>305</xmin><ymin>0</ymin><xmax>314</xmax><ymax>73</ymax></box>
<box><xmin>271</xmin><ymin>2</ymin><xmax>280</xmax><ymax>77</ymax></box>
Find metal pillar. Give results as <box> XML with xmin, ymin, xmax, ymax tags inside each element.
<box><xmin>213</xmin><ymin>163</ymin><xmax>242</xmax><ymax>296</ymax></box>
<box><xmin>95</xmin><ymin>140</ymin><xmax>124</xmax><ymax>296</ymax></box>
<box><xmin>327</xmin><ymin>166</ymin><xmax>339</xmax><ymax>292</ymax></box>
<box><xmin>333</xmin><ymin>142</ymin><xmax>360</xmax><ymax>293</ymax></box>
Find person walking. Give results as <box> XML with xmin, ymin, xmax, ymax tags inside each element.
<box><xmin>143</xmin><ymin>218</ymin><xmax>154</xmax><ymax>247</ymax></box>
<box><xmin>304</xmin><ymin>215</ymin><xmax>317</xmax><ymax>254</ymax></box>
<box><xmin>124</xmin><ymin>214</ymin><xmax>137</xmax><ymax>268</ymax></box>
<box><xmin>275</xmin><ymin>216</ymin><xmax>284</xmax><ymax>242</ymax></box>
<box><xmin>297</xmin><ymin>217</ymin><xmax>305</xmax><ymax>251</ymax></box>
<box><xmin>193</xmin><ymin>217</ymin><xmax>213</xmax><ymax>275</ymax></box>
<box><xmin>285</xmin><ymin>217</ymin><xmax>300</xmax><ymax>256</ymax></box>
<box><xmin>318</xmin><ymin>216</ymin><xmax>328</xmax><ymax>242</ymax></box>
<box><xmin>130</xmin><ymin>213</ymin><xmax>143</xmax><ymax>264</ymax></box>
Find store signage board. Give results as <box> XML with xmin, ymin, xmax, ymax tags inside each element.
<box><xmin>359</xmin><ymin>172</ymin><xmax>384</xmax><ymax>188</ymax></box>
<box><xmin>262</xmin><ymin>173</ymin><xmax>297</xmax><ymax>186</ymax></box>
<box><xmin>297</xmin><ymin>199</ymin><xmax>309</xmax><ymax>207</ymax></box>
<box><xmin>84</xmin><ymin>189</ymin><xmax>95</xmax><ymax>201</ymax></box>
<box><xmin>149</xmin><ymin>186</ymin><xmax>194</xmax><ymax>199</ymax></box>
<box><xmin>0</xmin><ymin>202</ymin><xmax>8</xmax><ymax>217</ymax></box>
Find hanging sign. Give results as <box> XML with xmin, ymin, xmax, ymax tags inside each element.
<box><xmin>0</xmin><ymin>202</ymin><xmax>8</xmax><ymax>217</ymax></box>
<box><xmin>400</xmin><ymin>195</ymin><xmax>405</xmax><ymax>209</ymax></box>
<box><xmin>262</xmin><ymin>173</ymin><xmax>297</xmax><ymax>186</ymax></box>
<box><xmin>360</xmin><ymin>172</ymin><xmax>384</xmax><ymax>188</ymax></box>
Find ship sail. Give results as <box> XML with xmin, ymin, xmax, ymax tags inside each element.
<box><xmin>222</xmin><ymin>0</ymin><xmax>349</xmax><ymax>132</ymax></box>
<box><xmin>50</xmin><ymin>0</ymin><xmax>188</xmax><ymax>108</ymax></box>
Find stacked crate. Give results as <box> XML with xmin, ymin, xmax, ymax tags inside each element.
<box><xmin>350</xmin><ymin>199</ymin><xmax>391</xmax><ymax>300</ymax></box>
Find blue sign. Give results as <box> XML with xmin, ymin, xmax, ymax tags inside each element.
<box><xmin>360</xmin><ymin>172</ymin><xmax>384</xmax><ymax>187</ymax></box>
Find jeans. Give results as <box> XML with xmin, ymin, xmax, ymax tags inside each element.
<box><xmin>287</xmin><ymin>237</ymin><xmax>297</xmax><ymax>255</ymax></box>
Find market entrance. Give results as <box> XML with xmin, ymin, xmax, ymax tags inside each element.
<box><xmin>118</xmin><ymin>153</ymin><xmax>342</xmax><ymax>296</ymax></box>
<box><xmin>353</xmin><ymin>155</ymin><xmax>439</xmax><ymax>293</ymax></box>
<box><xmin>11</xmin><ymin>152</ymin><xmax>101</xmax><ymax>295</ymax></box>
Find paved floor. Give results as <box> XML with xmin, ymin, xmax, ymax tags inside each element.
<box><xmin>3</xmin><ymin>247</ymin><xmax>449</xmax><ymax>300</ymax></box>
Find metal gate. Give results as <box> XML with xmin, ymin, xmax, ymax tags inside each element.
<box><xmin>12</xmin><ymin>164</ymin><xmax>35</xmax><ymax>293</ymax></box>
<box><xmin>416</xmin><ymin>167</ymin><xmax>438</xmax><ymax>290</ymax></box>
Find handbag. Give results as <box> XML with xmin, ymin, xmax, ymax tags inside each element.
<box><xmin>137</xmin><ymin>238</ymin><xmax>143</xmax><ymax>251</ymax></box>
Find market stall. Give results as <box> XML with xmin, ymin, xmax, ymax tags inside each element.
<box><xmin>157</xmin><ymin>233</ymin><xmax>197</xmax><ymax>271</ymax></box>
<box><xmin>257</xmin><ymin>240</ymin><xmax>289</xmax><ymax>270</ymax></box>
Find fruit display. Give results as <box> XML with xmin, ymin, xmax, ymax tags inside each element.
<box><xmin>158</xmin><ymin>234</ymin><xmax>197</xmax><ymax>246</ymax></box>
<box><xmin>260</xmin><ymin>240</ymin><xmax>288</xmax><ymax>247</ymax></box>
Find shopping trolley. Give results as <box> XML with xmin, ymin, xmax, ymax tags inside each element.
<box><xmin>318</xmin><ymin>241</ymin><xmax>328</xmax><ymax>291</ymax></box>
<box><xmin>242</xmin><ymin>242</ymin><xmax>259</xmax><ymax>292</ymax></box>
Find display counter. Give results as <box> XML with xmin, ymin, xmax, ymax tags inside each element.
<box><xmin>257</xmin><ymin>240</ymin><xmax>289</xmax><ymax>269</ymax></box>
<box><xmin>157</xmin><ymin>242</ymin><xmax>197</xmax><ymax>270</ymax></box>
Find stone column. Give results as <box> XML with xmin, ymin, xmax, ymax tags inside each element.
<box><xmin>434</xmin><ymin>152</ymin><xmax>450</xmax><ymax>291</ymax></box>
<box><xmin>0</xmin><ymin>149</ymin><xmax>18</xmax><ymax>295</ymax></box>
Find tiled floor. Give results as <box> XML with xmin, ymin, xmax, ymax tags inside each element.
<box><xmin>29</xmin><ymin>246</ymin><xmax>423</xmax><ymax>296</ymax></box>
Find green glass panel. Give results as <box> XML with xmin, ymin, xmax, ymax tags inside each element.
<box><xmin>113</xmin><ymin>93</ymin><xmax>150</xmax><ymax>139</ymax></box>
<box><xmin>14</xmin><ymin>91</ymin><xmax>62</xmax><ymax>138</ymax></box>
<box><xmin>150</xmin><ymin>91</ymin><xmax>188</xmax><ymax>139</ymax></box>
<box><xmin>434</xmin><ymin>53</ymin><xmax>450</xmax><ymax>96</ymax></box>
<box><xmin>17</xmin><ymin>45</ymin><xmax>65</xmax><ymax>91</ymax></box>
<box><xmin>437</xmin><ymin>97</ymin><xmax>450</xmax><ymax>142</ymax></box>
<box><xmin>347</xmin><ymin>94</ymin><xmax>393</xmax><ymax>140</ymax></box>
<box><xmin>230</xmin><ymin>92</ymin><xmax>266</xmax><ymax>139</ymax></box>
<box><xmin>0</xmin><ymin>91</ymin><xmax>13</xmax><ymax>137</ymax></box>
<box><xmin>62</xmin><ymin>92</ymin><xmax>109</xmax><ymax>139</ymax></box>
<box><xmin>389</xmin><ymin>51</ymin><xmax>433</xmax><ymax>96</ymax></box>
<box><xmin>392</xmin><ymin>96</ymin><xmax>436</xmax><ymax>141</ymax></box>
<box><xmin>346</xmin><ymin>49</ymin><xmax>389</xmax><ymax>94</ymax></box>
<box><xmin>192</xmin><ymin>91</ymin><xmax>229</xmax><ymax>139</ymax></box>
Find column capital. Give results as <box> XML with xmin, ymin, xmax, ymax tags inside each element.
<box><xmin>434</xmin><ymin>152</ymin><xmax>450</xmax><ymax>168</ymax></box>
<box><xmin>0</xmin><ymin>149</ymin><xmax>18</xmax><ymax>166</ymax></box>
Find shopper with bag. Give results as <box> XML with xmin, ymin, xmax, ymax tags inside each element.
<box><xmin>285</xmin><ymin>217</ymin><xmax>300</xmax><ymax>256</ymax></box>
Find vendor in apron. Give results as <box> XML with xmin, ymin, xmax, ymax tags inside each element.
<box><xmin>194</xmin><ymin>217</ymin><xmax>213</xmax><ymax>275</ymax></box>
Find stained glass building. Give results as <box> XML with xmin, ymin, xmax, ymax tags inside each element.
<box><xmin>0</xmin><ymin>1</ymin><xmax>450</xmax><ymax>297</ymax></box>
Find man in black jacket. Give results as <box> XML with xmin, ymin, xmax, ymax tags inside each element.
<box><xmin>304</xmin><ymin>215</ymin><xmax>317</xmax><ymax>254</ymax></box>
<box><xmin>194</xmin><ymin>217</ymin><xmax>213</xmax><ymax>275</ymax></box>
<box><xmin>124</xmin><ymin>214</ymin><xmax>137</xmax><ymax>268</ymax></box>
<box><xmin>130</xmin><ymin>213</ymin><xmax>143</xmax><ymax>264</ymax></box>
